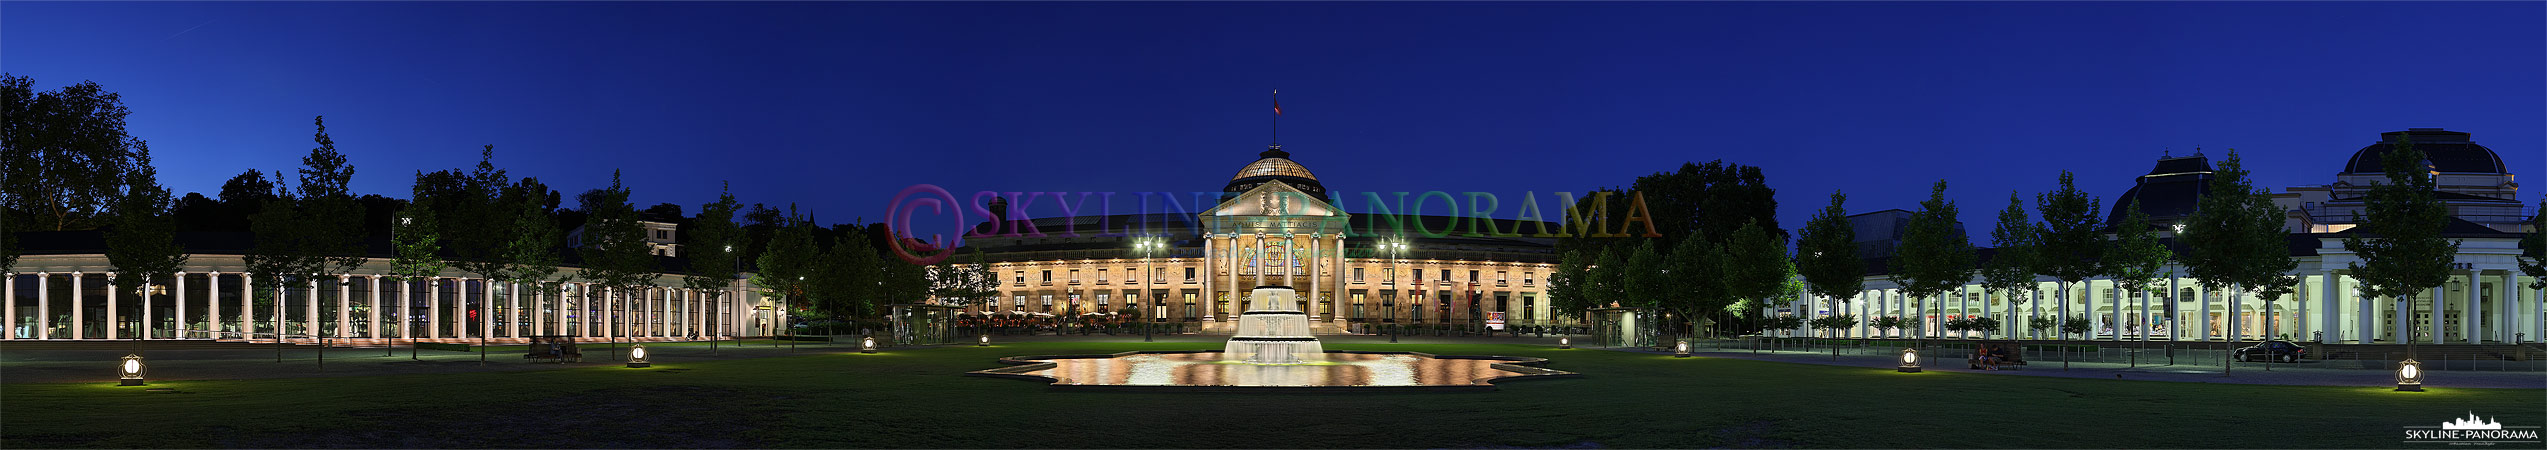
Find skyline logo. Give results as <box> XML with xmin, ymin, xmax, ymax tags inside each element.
<box><xmin>2404</xmin><ymin>412</ymin><xmax>2539</xmax><ymax>445</ymax></box>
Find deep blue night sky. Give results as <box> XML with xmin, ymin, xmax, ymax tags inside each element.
<box><xmin>5</xmin><ymin>2</ymin><xmax>2539</xmax><ymax>247</ymax></box>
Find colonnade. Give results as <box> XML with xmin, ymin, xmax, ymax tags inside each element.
<box><xmin>3</xmin><ymin>270</ymin><xmax>747</xmax><ymax>342</ymax></box>
<box><xmin>1780</xmin><ymin>269</ymin><xmax>2543</xmax><ymax>344</ymax></box>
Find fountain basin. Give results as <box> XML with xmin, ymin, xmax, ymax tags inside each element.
<box><xmin>967</xmin><ymin>350</ymin><xmax>1578</xmax><ymax>391</ymax></box>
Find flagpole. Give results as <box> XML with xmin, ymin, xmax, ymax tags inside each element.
<box><xmin>1272</xmin><ymin>89</ymin><xmax>1280</xmax><ymax>147</ymax></box>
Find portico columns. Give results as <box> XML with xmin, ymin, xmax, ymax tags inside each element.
<box><xmin>338</xmin><ymin>275</ymin><xmax>352</xmax><ymax>339</ymax></box>
<box><xmin>2427</xmin><ymin>286</ymin><xmax>2443</xmax><ymax>344</ymax></box>
<box><xmin>105</xmin><ymin>273</ymin><xmax>119</xmax><ymax>340</ymax></box>
<box><xmin>2319</xmin><ymin>272</ymin><xmax>2338</xmax><ymax>343</ymax></box>
<box><xmin>2497</xmin><ymin>271</ymin><xmax>2517</xmax><ymax>342</ymax></box>
<box><xmin>2464</xmin><ymin>273</ymin><xmax>2480</xmax><ymax>344</ymax></box>
<box><xmin>237</xmin><ymin>274</ymin><xmax>252</xmax><ymax>338</ymax></box>
<box><xmin>174</xmin><ymin>272</ymin><xmax>187</xmax><ymax>339</ymax></box>
<box><xmin>367</xmin><ymin>276</ymin><xmax>381</xmax><ymax>339</ymax></box>
<box><xmin>1307</xmin><ymin>234</ymin><xmax>1319</xmax><ymax>320</ymax></box>
<box><xmin>71</xmin><ymin>272</ymin><xmax>85</xmax><ymax>340</ymax></box>
<box><xmin>429</xmin><ymin>278</ymin><xmax>442</xmax><ymax>339</ymax></box>
<box><xmin>206</xmin><ymin>272</ymin><xmax>221</xmax><ymax>339</ymax></box>
<box><xmin>4</xmin><ymin>273</ymin><xmax>14</xmax><ymax>339</ymax></box>
<box><xmin>36</xmin><ymin>273</ymin><xmax>50</xmax><ymax>339</ymax></box>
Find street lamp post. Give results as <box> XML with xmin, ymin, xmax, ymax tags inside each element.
<box><xmin>1388</xmin><ymin>239</ymin><xmax>1408</xmax><ymax>344</ymax></box>
<box><xmin>1136</xmin><ymin>237</ymin><xmax>1160</xmax><ymax>343</ymax></box>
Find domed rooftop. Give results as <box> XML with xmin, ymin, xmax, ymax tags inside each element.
<box><xmin>2108</xmin><ymin>155</ymin><xmax>2213</xmax><ymax>227</ymax></box>
<box><xmin>1225</xmin><ymin>146</ymin><xmax>1328</xmax><ymax>198</ymax></box>
<box><xmin>2343</xmin><ymin>129</ymin><xmax>2506</xmax><ymax>174</ymax></box>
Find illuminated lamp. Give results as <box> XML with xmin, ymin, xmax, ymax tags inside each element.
<box><xmin>2396</xmin><ymin>358</ymin><xmax>2423</xmax><ymax>392</ymax></box>
<box><xmin>627</xmin><ymin>344</ymin><xmax>650</xmax><ymax>368</ymax></box>
<box><xmin>1898</xmin><ymin>348</ymin><xmax>1921</xmax><ymax>373</ymax></box>
<box><xmin>1558</xmin><ymin>336</ymin><xmax>1571</xmax><ymax>349</ymax></box>
<box><xmin>978</xmin><ymin>335</ymin><xmax>991</xmax><ymax>347</ymax></box>
<box><xmin>1674</xmin><ymin>340</ymin><xmax>1691</xmax><ymax>358</ymax></box>
<box><xmin>119</xmin><ymin>354</ymin><xmax>146</xmax><ymax>386</ymax></box>
<box><xmin>862</xmin><ymin>336</ymin><xmax>878</xmax><ymax>354</ymax></box>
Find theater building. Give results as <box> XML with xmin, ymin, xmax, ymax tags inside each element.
<box><xmin>1798</xmin><ymin>129</ymin><xmax>2541</xmax><ymax>344</ymax></box>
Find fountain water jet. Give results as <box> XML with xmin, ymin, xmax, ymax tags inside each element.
<box><xmin>1223</xmin><ymin>286</ymin><xmax>1324</xmax><ymax>364</ymax></box>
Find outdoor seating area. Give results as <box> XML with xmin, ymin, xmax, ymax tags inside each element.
<box><xmin>522</xmin><ymin>336</ymin><xmax>582</xmax><ymax>363</ymax></box>
<box><xmin>1967</xmin><ymin>341</ymin><xmax>2028</xmax><ymax>370</ymax></box>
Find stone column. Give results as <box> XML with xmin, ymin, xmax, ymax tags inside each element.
<box><xmin>2319</xmin><ymin>272</ymin><xmax>2339</xmax><ymax>344</ymax></box>
<box><xmin>2197</xmin><ymin>286</ymin><xmax>2211</xmax><ymax>341</ymax></box>
<box><xmin>238</xmin><ymin>273</ymin><xmax>252</xmax><ymax>339</ymax></box>
<box><xmin>36</xmin><ymin>273</ymin><xmax>50</xmax><ymax>339</ymax></box>
<box><xmin>2497</xmin><ymin>271</ymin><xmax>2517</xmax><ymax>342</ymax></box>
<box><xmin>173</xmin><ymin>272</ymin><xmax>186</xmax><ymax>339</ymax></box>
<box><xmin>2463</xmin><ymin>274</ymin><xmax>2480</xmax><ymax>344</ymax></box>
<box><xmin>105</xmin><ymin>273</ymin><xmax>118</xmax><ymax>340</ymax></box>
<box><xmin>338</xmin><ymin>275</ymin><xmax>352</xmax><ymax>339</ymax></box>
<box><xmin>306</xmin><ymin>280</ymin><xmax>320</xmax><ymax>339</ymax></box>
<box><xmin>4</xmin><ymin>273</ymin><xmax>14</xmax><ymax>340</ymax></box>
<box><xmin>72</xmin><ymin>272</ymin><xmax>85</xmax><ymax>340</ymax></box>
<box><xmin>429</xmin><ymin>278</ymin><xmax>442</xmax><ymax>339</ymax></box>
<box><xmin>2426</xmin><ymin>286</ymin><xmax>2443</xmax><ymax>344</ymax></box>
<box><xmin>2137</xmin><ymin>284</ymin><xmax>2151</xmax><ymax>342</ymax></box>
<box><xmin>367</xmin><ymin>276</ymin><xmax>381</xmax><ymax>339</ymax></box>
<box><xmin>206</xmin><ymin>272</ymin><xmax>220</xmax><ymax>339</ymax></box>
<box><xmin>1307</xmin><ymin>234</ymin><xmax>1319</xmax><ymax>320</ymax></box>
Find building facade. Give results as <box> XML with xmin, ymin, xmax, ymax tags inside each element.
<box><xmin>948</xmin><ymin>146</ymin><xmax>1568</xmax><ymax>330</ymax></box>
<box><xmin>1788</xmin><ymin>129</ymin><xmax>2541</xmax><ymax>344</ymax></box>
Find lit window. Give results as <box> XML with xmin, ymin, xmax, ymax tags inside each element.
<box><xmin>1353</xmin><ymin>268</ymin><xmax>1365</xmax><ymax>283</ymax></box>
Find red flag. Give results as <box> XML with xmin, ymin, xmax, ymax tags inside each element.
<box><xmin>1273</xmin><ymin>89</ymin><xmax>1281</xmax><ymax>115</ymax></box>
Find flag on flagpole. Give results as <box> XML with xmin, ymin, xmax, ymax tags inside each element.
<box><xmin>1273</xmin><ymin>89</ymin><xmax>1281</xmax><ymax>115</ymax></box>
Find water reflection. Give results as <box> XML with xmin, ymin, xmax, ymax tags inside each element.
<box><xmin>1021</xmin><ymin>353</ymin><xmax>1520</xmax><ymax>387</ymax></box>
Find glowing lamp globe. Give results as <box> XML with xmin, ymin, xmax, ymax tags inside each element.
<box><xmin>2395</xmin><ymin>359</ymin><xmax>2423</xmax><ymax>392</ymax></box>
<box><xmin>119</xmin><ymin>354</ymin><xmax>146</xmax><ymax>386</ymax></box>
<box><xmin>1897</xmin><ymin>348</ymin><xmax>1921</xmax><ymax>373</ymax></box>
<box><xmin>978</xmin><ymin>335</ymin><xmax>990</xmax><ymax>347</ymax></box>
<box><xmin>1558</xmin><ymin>336</ymin><xmax>1571</xmax><ymax>349</ymax></box>
<box><xmin>861</xmin><ymin>336</ymin><xmax>878</xmax><ymax>354</ymax></box>
<box><xmin>626</xmin><ymin>344</ymin><xmax>650</xmax><ymax>368</ymax></box>
<box><xmin>1674</xmin><ymin>340</ymin><xmax>1691</xmax><ymax>358</ymax></box>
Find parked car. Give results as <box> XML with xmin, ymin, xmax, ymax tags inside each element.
<box><xmin>2233</xmin><ymin>340</ymin><xmax>2309</xmax><ymax>362</ymax></box>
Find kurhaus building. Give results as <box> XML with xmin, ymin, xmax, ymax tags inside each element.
<box><xmin>948</xmin><ymin>146</ymin><xmax>1567</xmax><ymax>332</ymax></box>
<box><xmin>1799</xmin><ymin>129</ymin><xmax>2541</xmax><ymax>345</ymax></box>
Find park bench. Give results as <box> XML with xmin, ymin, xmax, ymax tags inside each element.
<box><xmin>1967</xmin><ymin>342</ymin><xmax>2028</xmax><ymax>370</ymax></box>
<box><xmin>523</xmin><ymin>336</ymin><xmax>583</xmax><ymax>363</ymax></box>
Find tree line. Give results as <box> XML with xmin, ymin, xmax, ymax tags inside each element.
<box><xmin>1534</xmin><ymin>138</ymin><xmax>2544</xmax><ymax>346</ymax></box>
<box><xmin>2</xmin><ymin>75</ymin><xmax>972</xmax><ymax>335</ymax></box>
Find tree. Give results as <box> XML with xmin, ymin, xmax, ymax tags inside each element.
<box><xmin>575</xmin><ymin>170</ymin><xmax>661</xmax><ymax>342</ymax></box>
<box><xmin>1546</xmin><ymin>250</ymin><xmax>1596</xmax><ymax>319</ymax></box>
<box><xmin>1722</xmin><ymin>221</ymin><xmax>1794</xmax><ymax>336</ymax></box>
<box><xmin>930</xmin><ymin>248</ymin><xmax>999</xmax><ymax>309</ymax></box>
<box><xmin>1622</xmin><ymin>240</ymin><xmax>1672</xmax><ymax>339</ymax></box>
<box><xmin>2183</xmin><ymin>150</ymin><xmax>2300</xmax><ymax>351</ymax></box>
<box><xmin>388</xmin><ymin>176</ymin><xmax>448</xmax><ymax>339</ymax></box>
<box><xmin>2101</xmin><ymin>200</ymin><xmax>2171</xmax><ymax>340</ymax></box>
<box><xmin>2342</xmin><ymin>136</ymin><xmax>2459</xmax><ymax>346</ymax></box>
<box><xmin>1980</xmin><ymin>192</ymin><xmax>2039</xmax><ymax>339</ymax></box>
<box><xmin>751</xmin><ymin>205</ymin><xmax>818</xmax><ymax>336</ymax></box>
<box><xmin>445</xmin><ymin>146</ymin><xmax>513</xmax><ymax>286</ymax></box>
<box><xmin>242</xmin><ymin>176</ymin><xmax>310</xmax><ymax>336</ymax></box>
<box><xmin>1794</xmin><ymin>191</ymin><xmax>1863</xmax><ymax>338</ymax></box>
<box><xmin>1589</xmin><ymin>246</ymin><xmax>1627</xmax><ymax>311</ymax></box>
<box><xmin>2</xmin><ymin>75</ymin><xmax>145</xmax><ymax>231</ymax></box>
<box><xmin>1888</xmin><ymin>181</ymin><xmax>1976</xmax><ymax>341</ymax></box>
<box><xmin>296</xmin><ymin>117</ymin><xmax>367</xmax><ymax>286</ymax></box>
<box><xmin>1664</xmin><ymin>233</ymin><xmax>1723</xmax><ymax>338</ymax></box>
<box><xmin>498</xmin><ymin>177</ymin><xmax>564</xmax><ymax>317</ymax></box>
<box><xmin>104</xmin><ymin>144</ymin><xmax>187</xmax><ymax>337</ymax></box>
<box><xmin>683</xmin><ymin>182</ymin><xmax>744</xmax><ymax>337</ymax></box>
<box><xmin>2034</xmin><ymin>171</ymin><xmax>2104</xmax><ymax>339</ymax></box>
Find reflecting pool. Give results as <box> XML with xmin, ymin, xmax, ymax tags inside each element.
<box><xmin>968</xmin><ymin>351</ymin><xmax>1576</xmax><ymax>389</ymax></box>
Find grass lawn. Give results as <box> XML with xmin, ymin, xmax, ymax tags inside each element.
<box><xmin>5</xmin><ymin>341</ymin><xmax>2538</xmax><ymax>448</ymax></box>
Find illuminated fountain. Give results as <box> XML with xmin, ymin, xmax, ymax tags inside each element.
<box><xmin>1223</xmin><ymin>286</ymin><xmax>1324</xmax><ymax>364</ymax></box>
<box><xmin>969</xmin><ymin>285</ymin><xmax>1577</xmax><ymax>389</ymax></box>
